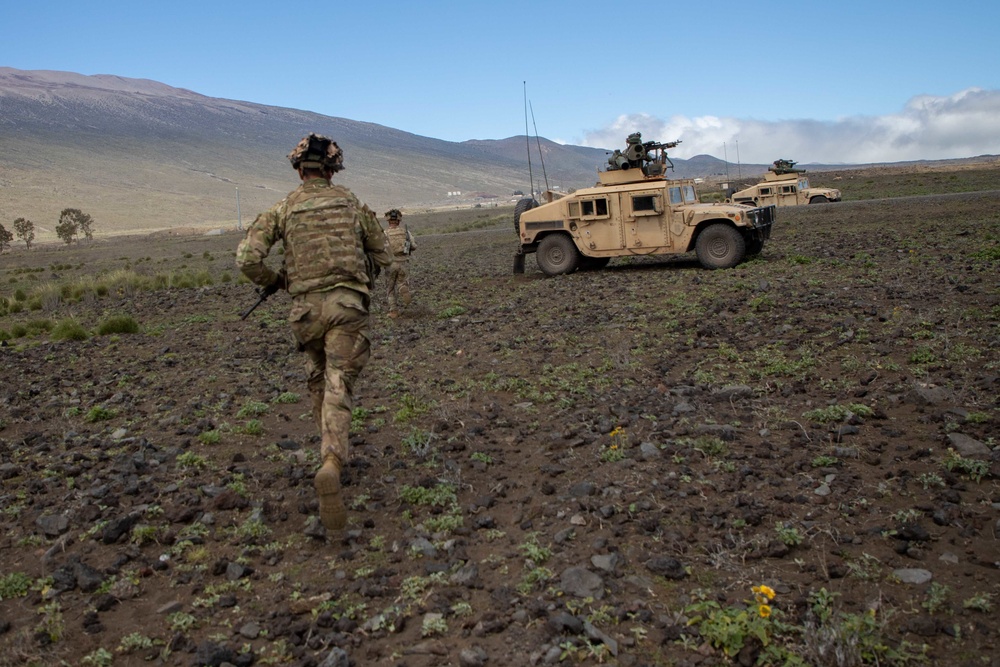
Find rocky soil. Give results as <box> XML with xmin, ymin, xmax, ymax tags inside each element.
<box><xmin>0</xmin><ymin>172</ymin><xmax>998</xmax><ymax>666</ymax></box>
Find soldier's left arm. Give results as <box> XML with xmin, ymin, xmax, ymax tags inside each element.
<box><xmin>359</xmin><ymin>205</ymin><xmax>392</xmax><ymax>267</ymax></box>
<box><xmin>235</xmin><ymin>205</ymin><xmax>284</xmax><ymax>288</ymax></box>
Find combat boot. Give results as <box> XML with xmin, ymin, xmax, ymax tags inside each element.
<box><xmin>314</xmin><ymin>457</ymin><xmax>346</xmax><ymax>531</ymax></box>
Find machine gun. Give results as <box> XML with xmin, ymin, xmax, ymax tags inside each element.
<box><xmin>607</xmin><ymin>132</ymin><xmax>682</xmax><ymax>175</ymax></box>
<box><xmin>769</xmin><ymin>158</ymin><xmax>804</xmax><ymax>175</ymax></box>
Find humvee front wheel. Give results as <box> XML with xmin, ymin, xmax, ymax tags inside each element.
<box><xmin>696</xmin><ymin>224</ymin><xmax>745</xmax><ymax>269</ymax></box>
<box><xmin>809</xmin><ymin>195</ymin><xmax>830</xmax><ymax>204</ymax></box>
<box><xmin>536</xmin><ymin>234</ymin><xmax>580</xmax><ymax>276</ymax></box>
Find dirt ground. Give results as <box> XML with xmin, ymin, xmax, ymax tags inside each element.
<box><xmin>0</xmin><ymin>168</ymin><xmax>998</xmax><ymax>666</ymax></box>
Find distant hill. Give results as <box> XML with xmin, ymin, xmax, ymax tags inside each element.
<box><xmin>0</xmin><ymin>68</ymin><xmax>748</xmax><ymax>238</ymax></box>
<box><xmin>4</xmin><ymin>68</ymin><xmax>991</xmax><ymax>241</ymax></box>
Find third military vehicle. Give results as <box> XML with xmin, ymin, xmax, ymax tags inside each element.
<box><xmin>513</xmin><ymin>133</ymin><xmax>776</xmax><ymax>276</ymax></box>
<box><xmin>730</xmin><ymin>159</ymin><xmax>841</xmax><ymax>207</ymax></box>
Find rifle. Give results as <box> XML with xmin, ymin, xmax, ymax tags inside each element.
<box><xmin>240</xmin><ymin>283</ymin><xmax>279</xmax><ymax>320</ymax></box>
<box><xmin>403</xmin><ymin>229</ymin><xmax>412</xmax><ymax>255</ymax></box>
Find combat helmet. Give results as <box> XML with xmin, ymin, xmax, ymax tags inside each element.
<box><xmin>288</xmin><ymin>133</ymin><xmax>344</xmax><ymax>173</ymax></box>
<box><xmin>384</xmin><ymin>208</ymin><xmax>402</xmax><ymax>222</ymax></box>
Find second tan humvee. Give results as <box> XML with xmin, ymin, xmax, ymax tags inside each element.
<box><xmin>730</xmin><ymin>159</ymin><xmax>841</xmax><ymax>207</ymax></box>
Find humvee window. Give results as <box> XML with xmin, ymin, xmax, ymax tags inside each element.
<box><xmin>580</xmin><ymin>198</ymin><xmax>609</xmax><ymax>218</ymax></box>
<box><xmin>632</xmin><ymin>195</ymin><xmax>660</xmax><ymax>215</ymax></box>
<box><xmin>682</xmin><ymin>185</ymin><xmax>696</xmax><ymax>202</ymax></box>
<box><xmin>669</xmin><ymin>187</ymin><xmax>683</xmax><ymax>204</ymax></box>
<box><xmin>780</xmin><ymin>185</ymin><xmax>796</xmax><ymax>194</ymax></box>
<box><xmin>759</xmin><ymin>187</ymin><xmax>772</xmax><ymax>196</ymax></box>
<box><xmin>798</xmin><ymin>178</ymin><xmax>810</xmax><ymax>189</ymax></box>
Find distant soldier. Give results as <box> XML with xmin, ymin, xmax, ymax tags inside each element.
<box><xmin>236</xmin><ymin>133</ymin><xmax>391</xmax><ymax>532</ymax></box>
<box><xmin>383</xmin><ymin>209</ymin><xmax>416</xmax><ymax>318</ymax></box>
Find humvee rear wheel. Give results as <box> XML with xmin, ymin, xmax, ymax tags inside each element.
<box><xmin>696</xmin><ymin>223</ymin><xmax>745</xmax><ymax>269</ymax></box>
<box><xmin>536</xmin><ymin>234</ymin><xmax>580</xmax><ymax>275</ymax></box>
<box><xmin>513</xmin><ymin>197</ymin><xmax>538</xmax><ymax>231</ymax></box>
<box><xmin>809</xmin><ymin>195</ymin><xmax>830</xmax><ymax>204</ymax></box>
<box><xmin>579</xmin><ymin>256</ymin><xmax>610</xmax><ymax>271</ymax></box>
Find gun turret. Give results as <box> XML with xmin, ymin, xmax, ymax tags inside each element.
<box><xmin>607</xmin><ymin>132</ymin><xmax>681</xmax><ymax>175</ymax></box>
<box><xmin>769</xmin><ymin>158</ymin><xmax>804</xmax><ymax>175</ymax></box>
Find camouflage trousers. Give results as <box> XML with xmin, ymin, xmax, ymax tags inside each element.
<box><xmin>386</xmin><ymin>259</ymin><xmax>412</xmax><ymax>312</ymax></box>
<box><xmin>288</xmin><ymin>288</ymin><xmax>371</xmax><ymax>468</ymax></box>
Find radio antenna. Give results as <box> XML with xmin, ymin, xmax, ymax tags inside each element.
<box><xmin>529</xmin><ymin>100</ymin><xmax>550</xmax><ymax>195</ymax></box>
<box><xmin>523</xmin><ymin>81</ymin><xmax>535</xmax><ymax>199</ymax></box>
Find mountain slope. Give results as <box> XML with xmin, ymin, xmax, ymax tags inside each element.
<box><xmin>0</xmin><ymin>68</ymin><xmax>747</xmax><ymax>238</ymax></box>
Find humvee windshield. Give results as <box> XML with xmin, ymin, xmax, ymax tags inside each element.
<box><xmin>798</xmin><ymin>177</ymin><xmax>810</xmax><ymax>189</ymax></box>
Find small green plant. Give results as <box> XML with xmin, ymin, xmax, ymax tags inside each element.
<box><xmin>519</xmin><ymin>532</ymin><xmax>552</xmax><ymax>564</ymax></box>
<box><xmin>274</xmin><ymin>392</ymin><xmax>300</xmax><ymax>404</ymax></box>
<box><xmin>81</xmin><ymin>648</ymin><xmax>115</xmax><ymax>666</ymax></box>
<box><xmin>168</xmin><ymin>611</ymin><xmax>198</xmax><ymax>632</ymax></box>
<box><xmin>943</xmin><ymin>448</ymin><xmax>989</xmax><ymax>482</ymax></box>
<box><xmin>962</xmin><ymin>592</ymin><xmax>994</xmax><ymax>613</ymax></box>
<box><xmin>36</xmin><ymin>600</ymin><xmax>65</xmax><ymax>642</ymax></box>
<box><xmin>98</xmin><ymin>314</ymin><xmax>140</xmax><ymax>335</ymax></box>
<box><xmin>237</xmin><ymin>399</ymin><xmax>269</xmax><ymax>418</ymax></box>
<box><xmin>51</xmin><ymin>317</ymin><xmax>89</xmax><ymax>341</ymax></box>
<box><xmin>685</xmin><ymin>585</ymin><xmax>781</xmax><ymax>660</ymax></box>
<box><xmin>600</xmin><ymin>426</ymin><xmax>628</xmax><ymax>462</ymax></box>
<box><xmin>916</xmin><ymin>472</ymin><xmax>945</xmax><ymax>489</ymax></box>
<box><xmin>437</xmin><ymin>304</ymin><xmax>466</xmax><ymax>319</ymax></box>
<box><xmin>198</xmin><ymin>430</ymin><xmax>221</xmax><ymax>445</ymax></box>
<box><xmin>775</xmin><ymin>522</ymin><xmax>803</xmax><ymax>547</ymax></box>
<box><xmin>421</xmin><ymin>613</ymin><xmax>448</xmax><ymax>636</ymax></box>
<box><xmin>0</xmin><ymin>571</ymin><xmax>32</xmax><ymax>600</ymax></box>
<box><xmin>85</xmin><ymin>405</ymin><xmax>116</xmax><ymax>422</ymax></box>
<box><xmin>922</xmin><ymin>582</ymin><xmax>951</xmax><ymax>614</ymax></box>
<box><xmin>118</xmin><ymin>631</ymin><xmax>155</xmax><ymax>653</ymax></box>
<box><xmin>423</xmin><ymin>512</ymin><xmax>463</xmax><ymax>534</ymax></box>
<box><xmin>240</xmin><ymin>419</ymin><xmax>265</xmax><ymax>436</ymax></box>
<box><xmin>846</xmin><ymin>553</ymin><xmax>883</xmax><ymax>581</ymax></box>
<box><xmin>470</xmin><ymin>451</ymin><xmax>493</xmax><ymax>464</ymax></box>
<box><xmin>176</xmin><ymin>451</ymin><xmax>208</xmax><ymax>470</ymax></box>
<box><xmin>399</xmin><ymin>483</ymin><xmax>457</xmax><ymax>508</ymax></box>
<box><xmin>811</xmin><ymin>455</ymin><xmax>840</xmax><ymax>468</ymax></box>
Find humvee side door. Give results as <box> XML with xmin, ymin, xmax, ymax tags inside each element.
<box><xmin>624</xmin><ymin>192</ymin><xmax>668</xmax><ymax>251</ymax></box>
<box><xmin>568</xmin><ymin>194</ymin><xmax>621</xmax><ymax>252</ymax></box>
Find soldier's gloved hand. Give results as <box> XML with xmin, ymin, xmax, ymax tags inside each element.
<box><xmin>266</xmin><ymin>270</ymin><xmax>288</xmax><ymax>295</ymax></box>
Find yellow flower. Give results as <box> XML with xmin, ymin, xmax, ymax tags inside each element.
<box><xmin>609</xmin><ymin>426</ymin><xmax>623</xmax><ymax>437</ymax></box>
<box><xmin>752</xmin><ymin>585</ymin><xmax>776</xmax><ymax>600</ymax></box>
<box><xmin>758</xmin><ymin>604</ymin><xmax>772</xmax><ymax>618</ymax></box>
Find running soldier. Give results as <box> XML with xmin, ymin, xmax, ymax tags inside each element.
<box><xmin>383</xmin><ymin>208</ymin><xmax>415</xmax><ymax>318</ymax></box>
<box><xmin>236</xmin><ymin>134</ymin><xmax>391</xmax><ymax>531</ymax></box>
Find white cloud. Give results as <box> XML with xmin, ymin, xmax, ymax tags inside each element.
<box><xmin>581</xmin><ymin>88</ymin><xmax>1000</xmax><ymax>164</ymax></box>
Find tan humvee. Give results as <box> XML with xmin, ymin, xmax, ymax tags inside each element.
<box><xmin>513</xmin><ymin>133</ymin><xmax>776</xmax><ymax>275</ymax></box>
<box><xmin>730</xmin><ymin>159</ymin><xmax>841</xmax><ymax>207</ymax></box>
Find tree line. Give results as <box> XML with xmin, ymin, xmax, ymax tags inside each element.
<box><xmin>0</xmin><ymin>208</ymin><xmax>95</xmax><ymax>253</ymax></box>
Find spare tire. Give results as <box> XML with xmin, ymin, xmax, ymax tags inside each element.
<box><xmin>513</xmin><ymin>197</ymin><xmax>539</xmax><ymax>232</ymax></box>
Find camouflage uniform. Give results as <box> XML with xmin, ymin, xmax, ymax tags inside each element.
<box><xmin>236</xmin><ymin>134</ymin><xmax>390</xmax><ymax>531</ymax></box>
<box><xmin>383</xmin><ymin>210</ymin><xmax>415</xmax><ymax>317</ymax></box>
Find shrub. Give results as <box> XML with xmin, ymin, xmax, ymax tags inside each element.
<box><xmin>51</xmin><ymin>318</ymin><xmax>89</xmax><ymax>341</ymax></box>
<box><xmin>98</xmin><ymin>314</ymin><xmax>140</xmax><ymax>335</ymax></box>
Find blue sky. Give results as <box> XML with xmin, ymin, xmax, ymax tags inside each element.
<box><xmin>3</xmin><ymin>0</ymin><xmax>999</xmax><ymax>163</ymax></box>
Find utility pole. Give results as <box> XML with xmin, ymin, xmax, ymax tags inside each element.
<box><xmin>723</xmin><ymin>142</ymin><xmax>731</xmax><ymax>184</ymax></box>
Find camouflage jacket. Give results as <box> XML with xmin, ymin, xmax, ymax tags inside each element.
<box><xmin>384</xmin><ymin>225</ymin><xmax>415</xmax><ymax>258</ymax></box>
<box><xmin>236</xmin><ymin>178</ymin><xmax>391</xmax><ymax>296</ymax></box>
